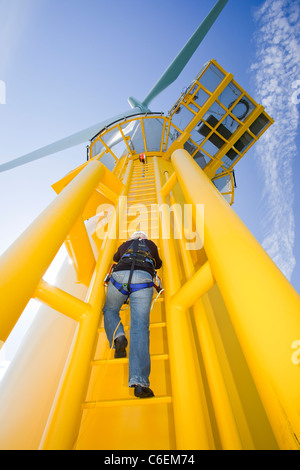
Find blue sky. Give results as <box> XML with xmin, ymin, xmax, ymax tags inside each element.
<box><xmin>0</xmin><ymin>0</ymin><xmax>299</xmax><ymax>300</ymax></box>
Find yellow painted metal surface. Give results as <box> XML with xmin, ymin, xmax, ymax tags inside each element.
<box><xmin>0</xmin><ymin>59</ymin><xmax>299</xmax><ymax>450</ymax></box>
<box><xmin>0</xmin><ymin>160</ymin><xmax>105</xmax><ymax>343</ymax></box>
<box><xmin>172</xmin><ymin>149</ymin><xmax>300</xmax><ymax>450</ymax></box>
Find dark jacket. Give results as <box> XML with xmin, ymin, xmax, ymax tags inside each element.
<box><xmin>113</xmin><ymin>239</ymin><xmax>162</xmax><ymax>275</ymax></box>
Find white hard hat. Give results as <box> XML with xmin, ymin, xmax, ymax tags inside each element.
<box><xmin>130</xmin><ymin>231</ymin><xmax>148</xmax><ymax>239</ymax></box>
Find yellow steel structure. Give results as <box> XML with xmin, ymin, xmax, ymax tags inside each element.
<box><xmin>0</xmin><ymin>60</ymin><xmax>299</xmax><ymax>450</ymax></box>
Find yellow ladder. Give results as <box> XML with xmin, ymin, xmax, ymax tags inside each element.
<box><xmin>74</xmin><ymin>158</ymin><xmax>175</xmax><ymax>450</ymax></box>
<box><xmin>1</xmin><ymin>152</ymin><xmax>299</xmax><ymax>450</ymax></box>
<box><xmin>120</xmin><ymin>158</ymin><xmax>158</xmax><ymax>241</ymax></box>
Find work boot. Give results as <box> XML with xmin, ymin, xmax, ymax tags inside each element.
<box><xmin>134</xmin><ymin>385</ymin><xmax>154</xmax><ymax>398</ymax></box>
<box><xmin>114</xmin><ymin>335</ymin><xmax>128</xmax><ymax>358</ymax></box>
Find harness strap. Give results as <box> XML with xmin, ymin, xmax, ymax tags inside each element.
<box><xmin>110</xmin><ymin>276</ymin><xmax>154</xmax><ymax>297</ymax></box>
<box><xmin>126</xmin><ymin>238</ymin><xmax>139</xmax><ymax>294</ymax></box>
<box><xmin>121</xmin><ymin>253</ymin><xmax>155</xmax><ymax>267</ymax></box>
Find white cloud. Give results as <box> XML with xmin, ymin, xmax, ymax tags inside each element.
<box><xmin>251</xmin><ymin>0</ymin><xmax>300</xmax><ymax>281</ymax></box>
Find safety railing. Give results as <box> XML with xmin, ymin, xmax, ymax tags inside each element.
<box><xmin>0</xmin><ymin>160</ymin><xmax>104</xmax><ymax>342</ymax></box>
<box><xmin>39</xmin><ymin>161</ymin><xmax>133</xmax><ymax>450</ymax></box>
<box><xmin>1</xmin><ymin>149</ymin><xmax>299</xmax><ymax>450</ymax></box>
<box><xmin>166</xmin><ymin>149</ymin><xmax>300</xmax><ymax>450</ymax></box>
<box><xmin>156</xmin><ymin>158</ymin><xmax>243</xmax><ymax>449</ymax></box>
<box><xmin>89</xmin><ymin>114</ymin><xmax>169</xmax><ymax>162</ymax></box>
<box><xmin>0</xmin><ymin>158</ymin><xmax>133</xmax><ymax>449</ymax></box>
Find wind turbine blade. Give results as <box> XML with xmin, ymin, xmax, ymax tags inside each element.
<box><xmin>0</xmin><ymin>108</ymin><xmax>141</xmax><ymax>173</ymax></box>
<box><xmin>142</xmin><ymin>0</ymin><xmax>229</xmax><ymax>107</ymax></box>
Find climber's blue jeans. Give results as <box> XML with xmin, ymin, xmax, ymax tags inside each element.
<box><xmin>103</xmin><ymin>269</ymin><xmax>154</xmax><ymax>388</ymax></box>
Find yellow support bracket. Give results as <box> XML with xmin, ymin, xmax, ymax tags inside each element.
<box><xmin>65</xmin><ymin>216</ymin><xmax>96</xmax><ymax>287</ymax></box>
<box><xmin>0</xmin><ymin>160</ymin><xmax>105</xmax><ymax>343</ymax></box>
<box><xmin>160</xmin><ymin>171</ymin><xmax>177</xmax><ymax>197</ymax></box>
<box><xmin>171</xmin><ymin>261</ymin><xmax>215</xmax><ymax>309</ymax></box>
<box><xmin>52</xmin><ymin>160</ymin><xmax>125</xmax><ymax>220</ymax></box>
<box><xmin>34</xmin><ymin>280</ymin><xmax>92</xmax><ymax>322</ymax></box>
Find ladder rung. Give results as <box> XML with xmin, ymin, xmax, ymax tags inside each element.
<box><xmin>132</xmin><ymin>169</ymin><xmax>154</xmax><ymax>172</ymax></box>
<box><xmin>132</xmin><ymin>175</ymin><xmax>155</xmax><ymax>179</ymax></box>
<box><xmin>127</xmin><ymin>203</ymin><xmax>157</xmax><ymax>207</ymax></box>
<box><xmin>127</xmin><ymin>203</ymin><xmax>158</xmax><ymax>207</ymax></box>
<box><xmin>130</xmin><ymin>181</ymin><xmax>155</xmax><ymax>185</ymax></box>
<box><xmin>131</xmin><ymin>177</ymin><xmax>154</xmax><ymax>186</ymax></box>
<box><xmin>91</xmin><ymin>353</ymin><xmax>169</xmax><ymax>367</ymax></box>
<box><xmin>131</xmin><ymin>175</ymin><xmax>154</xmax><ymax>179</ymax></box>
<box><xmin>127</xmin><ymin>200</ymin><xmax>157</xmax><ymax>204</ymax></box>
<box><xmin>98</xmin><ymin>321</ymin><xmax>166</xmax><ymax>334</ymax></box>
<box><xmin>82</xmin><ymin>395</ymin><xmax>172</xmax><ymax>409</ymax></box>
<box><xmin>128</xmin><ymin>195</ymin><xmax>157</xmax><ymax>199</ymax></box>
<box><xmin>126</xmin><ymin>208</ymin><xmax>159</xmax><ymax>212</ymax></box>
<box><xmin>128</xmin><ymin>187</ymin><xmax>156</xmax><ymax>192</ymax></box>
<box><xmin>133</xmin><ymin>164</ymin><xmax>153</xmax><ymax>167</ymax></box>
<box><xmin>131</xmin><ymin>181</ymin><xmax>155</xmax><ymax>184</ymax></box>
<box><xmin>129</xmin><ymin>192</ymin><xmax>156</xmax><ymax>196</ymax></box>
<box><xmin>129</xmin><ymin>188</ymin><xmax>155</xmax><ymax>192</ymax></box>
<box><xmin>127</xmin><ymin>204</ymin><xmax>157</xmax><ymax>207</ymax></box>
<box><xmin>128</xmin><ymin>193</ymin><xmax>156</xmax><ymax>198</ymax></box>
<box><xmin>133</xmin><ymin>163</ymin><xmax>153</xmax><ymax>166</ymax></box>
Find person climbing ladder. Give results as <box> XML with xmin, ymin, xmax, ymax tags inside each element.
<box><xmin>102</xmin><ymin>231</ymin><xmax>162</xmax><ymax>398</ymax></box>
<box><xmin>139</xmin><ymin>153</ymin><xmax>147</xmax><ymax>165</ymax></box>
<box><xmin>139</xmin><ymin>153</ymin><xmax>147</xmax><ymax>177</ymax></box>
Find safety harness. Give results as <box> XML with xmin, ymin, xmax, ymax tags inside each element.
<box><xmin>104</xmin><ymin>238</ymin><xmax>161</xmax><ymax>302</ymax></box>
<box><xmin>110</xmin><ymin>277</ymin><xmax>154</xmax><ymax>297</ymax></box>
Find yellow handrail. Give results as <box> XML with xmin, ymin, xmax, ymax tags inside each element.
<box><xmin>154</xmin><ymin>157</ymin><xmax>215</xmax><ymax>449</ymax></box>
<box><xmin>171</xmin><ymin>261</ymin><xmax>214</xmax><ymax>309</ymax></box>
<box><xmin>162</xmin><ymin>170</ymin><xmax>244</xmax><ymax>449</ymax></box>
<box><xmin>171</xmin><ymin>148</ymin><xmax>300</xmax><ymax>450</ymax></box>
<box><xmin>39</xmin><ymin>161</ymin><xmax>133</xmax><ymax>450</ymax></box>
<box><xmin>0</xmin><ymin>160</ymin><xmax>105</xmax><ymax>343</ymax></box>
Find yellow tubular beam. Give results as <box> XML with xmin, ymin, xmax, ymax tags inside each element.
<box><xmin>34</xmin><ymin>280</ymin><xmax>92</xmax><ymax>322</ymax></box>
<box><xmin>39</xmin><ymin>161</ymin><xmax>133</xmax><ymax>450</ymax></box>
<box><xmin>116</xmin><ymin>154</ymin><xmax>129</xmax><ymax>179</ymax></box>
<box><xmin>171</xmin><ymin>261</ymin><xmax>215</xmax><ymax>309</ymax></box>
<box><xmin>0</xmin><ymin>160</ymin><xmax>105</xmax><ymax>343</ymax></box>
<box><xmin>160</xmin><ymin>171</ymin><xmax>177</xmax><ymax>197</ymax></box>
<box><xmin>171</xmin><ymin>149</ymin><xmax>300</xmax><ymax>450</ymax></box>
<box><xmin>164</xmin><ymin>172</ymin><xmax>243</xmax><ymax>450</ymax></box>
<box><xmin>65</xmin><ymin>216</ymin><xmax>96</xmax><ymax>286</ymax></box>
<box><xmin>154</xmin><ymin>157</ymin><xmax>214</xmax><ymax>450</ymax></box>
<box><xmin>164</xmin><ymin>172</ymin><xmax>199</xmax><ymax>273</ymax></box>
<box><xmin>192</xmin><ymin>300</ymin><xmax>245</xmax><ymax>450</ymax></box>
<box><xmin>97</xmin><ymin>182</ymin><xmax>119</xmax><ymax>204</ymax></box>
